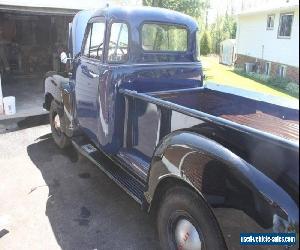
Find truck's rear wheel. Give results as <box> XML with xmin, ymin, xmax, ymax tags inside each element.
<box><xmin>157</xmin><ymin>186</ymin><xmax>226</xmax><ymax>250</ymax></box>
<box><xmin>50</xmin><ymin>100</ymin><xmax>70</xmax><ymax>149</ymax></box>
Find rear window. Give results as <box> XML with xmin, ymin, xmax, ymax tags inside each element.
<box><xmin>141</xmin><ymin>23</ymin><xmax>188</xmax><ymax>52</ymax></box>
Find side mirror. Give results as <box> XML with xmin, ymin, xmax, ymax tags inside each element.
<box><xmin>60</xmin><ymin>52</ymin><xmax>70</xmax><ymax>64</ymax></box>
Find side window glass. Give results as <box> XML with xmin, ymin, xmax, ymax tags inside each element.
<box><xmin>108</xmin><ymin>23</ymin><xmax>129</xmax><ymax>63</ymax></box>
<box><xmin>89</xmin><ymin>22</ymin><xmax>105</xmax><ymax>60</ymax></box>
<box><xmin>83</xmin><ymin>26</ymin><xmax>91</xmax><ymax>57</ymax></box>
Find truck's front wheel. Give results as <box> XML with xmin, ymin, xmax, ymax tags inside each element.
<box><xmin>157</xmin><ymin>186</ymin><xmax>226</xmax><ymax>250</ymax></box>
<box><xmin>50</xmin><ymin>100</ymin><xmax>70</xmax><ymax>149</ymax></box>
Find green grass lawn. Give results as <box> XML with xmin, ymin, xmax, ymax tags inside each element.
<box><xmin>202</xmin><ymin>56</ymin><xmax>298</xmax><ymax>100</ymax></box>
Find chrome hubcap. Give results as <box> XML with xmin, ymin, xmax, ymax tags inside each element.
<box><xmin>174</xmin><ymin>219</ymin><xmax>202</xmax><ymax>250</ymax></box>
<box><xmin>54</xmin><ymin>114</ymin><xmax>61</xmax><ymax>130</ymax></box>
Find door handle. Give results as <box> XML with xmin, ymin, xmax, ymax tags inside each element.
<box><xmin>81</xmin><ymin>65</ymin><xmax>99</xmax><ymax>79</ymax></box>
<box><xmin>102</xmin><ymin>70</ymin><xmax>109</xmax><ymax>75</ymax></box>
<box><xmin>89</xmin><ymin>71</ymin><xmax>99</xmax><ymax>78</ymax></box>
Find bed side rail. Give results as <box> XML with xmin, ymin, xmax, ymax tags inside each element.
<box><xmin>119</xmin><ymin>88</ymin><xmax>299</xmax><ymax>151</ymax></box>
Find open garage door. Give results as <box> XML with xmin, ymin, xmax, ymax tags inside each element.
<box><xmin>0</xmin><ymin>8</ymin><xmax>74</xmax><ymax>118</ymax></box>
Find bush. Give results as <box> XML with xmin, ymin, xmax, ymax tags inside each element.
<box><xmin>233</xmin><ymin>68</ymin><xmax>271</xmax><ymax>83</ymax></box>
<box><xmin>285</xmin><ymin>82</ymin><xmax>299</xmax><ymax>97</ymax></box>
<box><xmin>248</xmin><ymin>72</ymin><xmax>271</xmax><ymax>83</ymax></box>
<box><xmin>200</xmin><ymin>31</ymin><xmax>211</xmax><ymax>56</ymax></box>
<box><xmin>233</xmin><ymin>68</ymin><xmax>299</xmax><ymax>98</ymax></box>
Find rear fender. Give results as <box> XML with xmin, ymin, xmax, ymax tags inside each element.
<box><xmin>146</xmin><ymin>131</ymin><xmax>298</xmax><ymax>232</ymax></box>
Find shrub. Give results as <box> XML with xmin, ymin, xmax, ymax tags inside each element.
<box><xmin>285</xmin><ymin>82</ymin><xmax>299</xmax><ymax>98</ymax></box>
<box><xmin>248</xmin><ymin>72</ymin><xmax>271</xmax><ymax>83</ymax></box>
<box><xmin>200</xmin><ymin>31</ymin><xmax>211</xmax><ymax>56</ymax></box>
<box><xmin>233</xmin><ymin>69</ymin><xmax>271</xmax><ymax>83</ymax></box>
<box><xmin>233</xmin><ymin>68</ymin><xmax>299</xmax><ymax>98</ymax></box>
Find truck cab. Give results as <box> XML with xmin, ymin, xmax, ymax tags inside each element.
<box><xmin>71</xmin><ymin>7</ymin><xmax>202</xmax><ymax>153</ymax></box>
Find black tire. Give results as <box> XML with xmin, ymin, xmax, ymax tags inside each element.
<box><xmin>157</xmin><ymin>186</ymin><xmax>227</xmax><ymax>250</ymax></box>
<box><xmin>49</xmin><ymin>100</ymin><xmax>70</xmax><ymax>149</ymax></box>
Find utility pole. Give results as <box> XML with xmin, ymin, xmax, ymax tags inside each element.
<box><xmin>205</xmin><ymin>10</ymin><xmax>208</xmax><ymax>29</ymax></box>
<box><xmin>205</xmin><ymin>0</ymin><xmax>210</xmax><ymax>30</ymax></box>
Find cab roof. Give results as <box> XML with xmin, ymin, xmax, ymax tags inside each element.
<box><xmin>92</xmin><ymin>6</ymin><xmax>198</xmax><ymax>30</ymax></box>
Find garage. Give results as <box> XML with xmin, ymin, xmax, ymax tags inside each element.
<box><xmin>0</xmin><ymin>0</ymin><xmax>141</xmax><ymax>120</ymax></box>
<box><xmin>0</xmin><ymin>3</ymin><xmax>77</xmax><ymax>119</ymax></box>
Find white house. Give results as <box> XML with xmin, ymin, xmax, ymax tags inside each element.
<box><xmin>235</xmin><ymin>2</ymin><xmax>299</xmax><ymax>83</ymax></box>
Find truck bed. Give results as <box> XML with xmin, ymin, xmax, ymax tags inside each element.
<box><xmin>155</xmin><ymin>89</ymin><xmax>299</xmax><ymax>143</ymax></box>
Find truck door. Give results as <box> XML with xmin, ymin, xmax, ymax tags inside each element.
<box><xmin>75</xmin><ymin>20</ymin><xmax>106</xmax><ymax>143</ymax></box>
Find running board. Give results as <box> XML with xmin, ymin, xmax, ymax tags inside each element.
<box><xmin>72</xmin><ymin>137</ymin><xmax>145</xmax><ymax>204</ymax></box>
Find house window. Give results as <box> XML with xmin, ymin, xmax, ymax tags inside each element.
<box><xmin>265</xmin><ymin>62</ymin><xmax>272</xmax><ymax>75</ymax></box>
<box><xmin>278</xmin><ymin>13</ymin><xmax>294</xmax><ymax>38</ymax></box>
<box><xmin>278</xmin><ymin>65</ymin><xmax>287</xmax><ymax>78</ymax></box>
<box><xmin>267</xmin><ymin>14</ymin><xmax>275</xmax><ymax>30</ymax></box>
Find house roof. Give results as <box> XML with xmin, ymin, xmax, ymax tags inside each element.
<box><xmin>237</xmin><ymin>2</ymin><xmax>299</xmax><ymax>17</ymax></box>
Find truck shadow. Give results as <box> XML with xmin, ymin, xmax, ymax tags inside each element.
<box><xmin>27</xmin><ymin>137</ymin><xmax>159</xmax><ymax>250</ymax></box>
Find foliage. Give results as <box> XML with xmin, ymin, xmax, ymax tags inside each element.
<box><xmin>202</xmin><ymin>56</ymin><xmax>297</xmax><ymax>100</ymax></box>
<box><xmin>223</xmin><ymin>13</ymin><xmax>237</xmax><ymax>39</ymax></box>
<box><xmin>142</xmin><ymin>0</ymin><xmax>237</xmax><ymax>56</ymax></box>
<box><xmin>233</xmin><ymin>68</ymin><xmax>299</xmax><ymax>98</ymax></box>
<box><xmin>285</xmin><ymin>82</ymin><xmax>299</xmax><ymax>97</ymax></box>
<box><xmin>234</xmin><ymin>68</ymin><xmax>271</xmax><ymax>82</ymax></box>
<box><xmin>200</xmin><ymin>31</ymin><xmax>211</xmax><ymax>55</ymax></box>
<box><xmin>210</xmin><ymin>13</ymin><xmax>237</xmax><ymax>54</ymax></box>
<box><xmin>143</xmin><ymin>0</ymin><xmax>210</xmax><ymax>18</ymax></box>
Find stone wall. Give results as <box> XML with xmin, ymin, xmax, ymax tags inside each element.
<box><xmin>235</xmin><ymin>54</ymin><xmax>299</xmax><ymax>84</ymax></box>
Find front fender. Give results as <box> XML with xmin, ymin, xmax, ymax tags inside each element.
<box><xmin>44</xmin><ymin>71</ymin><xmax>69</xmax><ymax>105</ymax></box>
<box><xmin>146</xmin><ymin>131</ymin><xmax>298</xmax><ymax>233</ymax></box>
<box><xmin>44</xmin><ymin>71</ymin><xmax>76</xmax><ymax>136</ymax></box>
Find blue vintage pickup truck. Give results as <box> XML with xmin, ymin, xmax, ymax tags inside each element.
<box><xmin>44</xmin><ymin>6</ymin><xmax>299</xmax><ymax>249</ymax></box>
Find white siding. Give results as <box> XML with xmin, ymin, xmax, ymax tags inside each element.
<box><xmin>237</xmin><ymin>8</ymin><xmax>299</xmax><ymax>67</ymax></box>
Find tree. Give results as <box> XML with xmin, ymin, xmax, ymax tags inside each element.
<box><xmin>142</xmin><ymin>0</ymin><xmax>237</xmax><ymax>55</ymax></box>
<box><xmin>210</xmin><ymin>15</ymin><xmax>224</xmax><ymax>54</ymax></box>
<box><xmin>200</xmin><ymin>31</ymin><xmax>211</xmax><ymax>55</ymax></box>
<box><xmin>210</xmin><ymin>13</ymin><xmax>236</xmax><ymax>54</ymax></box>
<box><xmin>143</xmin><ymin>0</ymin><xmax>210</xmax><ymax>18</ymax></box>
<box><xmin>223</xmin><ymin>12</ymin><xmax>237</xmax><ymax>39</ymax></box>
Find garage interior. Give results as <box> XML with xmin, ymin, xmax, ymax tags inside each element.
<box><xmin>0</xmin><ymin>7</ymin><xmax>74</xmax><ymax>119</ymax></box>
